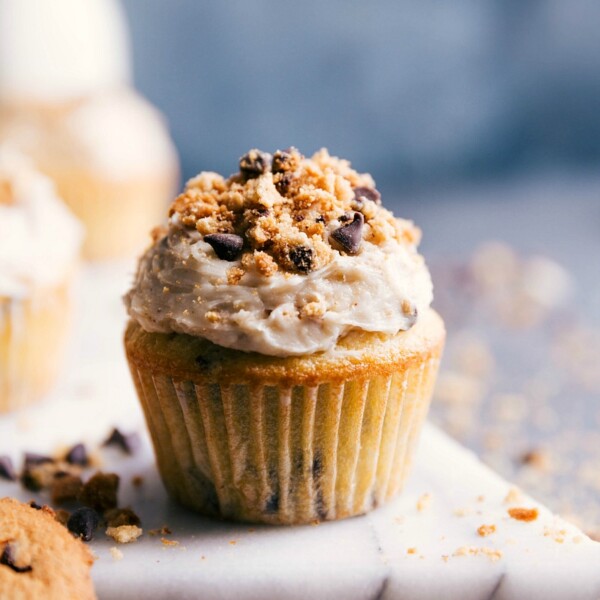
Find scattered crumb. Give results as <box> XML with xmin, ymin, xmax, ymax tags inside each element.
<box><xmin>106</xmin><ymin>525</ymin><xmax>143</xmax><ymax>544</ymax></box>
<box><xmin>229</xmin><ymin>540</ymin><xmax>237</xmax><ymax>546</ymax></box>
<box><xmin>161</xmin><ymin>537</ymin><xmax>179</xmax><ymax>547</ymax></box>
<box><xmin>110</xmin><ymin>547</ymin><xmax>124</xmax><ymax>561</ymax></box>
<box><xmin>503</xmin><ymin>487</ymin><xmax>523</xmax><ymax>505</ymax></box>
<box><xmin>79</xmin><ymin>472</ymin><xmax>119</xmax><ymax>512</ymax></box>
<box><xmin>416</xmin><ymin>493</ymin><xmax>432</xmax><ymax>512</ymax></box>
<box><xmin>149</xmin><ymin>526</ymin><xmax>172</xmax><ymax>536</ymax></box>
<box><xmin>131</xmin><ymin>475</ymin><xmax>144</xmax><ymax>488</ymax></box>
<box><xmin>453</xmin><ymin>546</ymin><xmax>503</xmax><ymax>562</ymax></box>
<box><xmin>543</xmin><ymin>526</ymin><xmax>567</xmax><ymax>543</ymax></box>
<box><xmin>520</xmin><ymin>449</ymin><xmax>551</xmax><ymax>472</ymax></box>
<box><xmin>508</xmin><ymin>507</ymin><xmax>539</xmax><ymax>522</ymax></box>
<box><xmin>477</xmin><ymin>524</ymin><xmax>497</xmax><ymax>537</ymax></box>
<box><xmin>476</xmin><ymin>495</ymin><xmax>485</xmax><ymax>503</ymax></box>
<box><xmin>453</xmin><ymin>507</ymin><xmax>473</xmax><ymax>517</ymax></box>
<box><xmin>51</xmin><ymin>474</ymin><xmax>83</xmax><ymax>505</ymax></box>
<box><xmin>407</xmin><ymin>547</ymin><xmax>418</xmax><ymax>555</ymax></box>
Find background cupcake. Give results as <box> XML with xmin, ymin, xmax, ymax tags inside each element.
<box><xmin>0</xmin><ymin>0</ymin><xmax>179</xmax><ymax>259</ymax></box>
<box><xmin>0</xmin><ymin>148</ymin><xmax>82</xmax><ymax>412</ymax></box>
<box><xmin>124</xmin><ymin>148</ymin><xmax>444</xmax><ymax>524</ymax></box>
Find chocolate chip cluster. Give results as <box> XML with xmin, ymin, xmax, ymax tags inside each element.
<box><xmin>169</xmin><ymin>148</ymin><xmax>417</xmax><ymax>277</ymax></box>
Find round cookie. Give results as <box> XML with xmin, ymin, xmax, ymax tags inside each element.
<box><xmin>0</xmin><ymin>498</ymin><xmax>96</xmax><ymax>600</ymax></box>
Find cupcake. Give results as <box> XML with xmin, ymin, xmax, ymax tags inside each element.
<box><xmin>0</xmin><ymin>148</ymin><xmax>82</xmax><ymax>412</ymax></box>
<box><xmin>0</xmin><ymin>0</ymin><xmax>179</xmax><ymax>259</ymax></box>
<box><xmin>124</xmin><ymin>148</ymin><xmax>444</xmax><ymax>524</ymax></box>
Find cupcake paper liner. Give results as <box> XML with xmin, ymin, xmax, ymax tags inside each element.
<box><xmin>128</xmin><ymin>348</ymin><xmax>441</xmax><ymax>525</ymax></box>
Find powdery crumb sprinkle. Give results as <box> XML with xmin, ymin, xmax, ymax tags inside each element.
<box><xmin>110</xmin><ymin>547</ymin><xmax>124</xmax><ymax>561</ymax></box>
<box><xmin>453</xmin><ymin>546</ymin><xmax>503</xmax><ymax>562</ymax></box>
<box><xmin>503</xmin><ymin>487</ymin><xmax>524</xmax><ymax>505</ymax></box>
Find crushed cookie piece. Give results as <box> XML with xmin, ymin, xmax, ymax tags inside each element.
<box><xmin>149</xmin><ymin>526</ymin><xmax>172</xmax><ymax>536</ymax></box>
<box><xmin>106</xmin><ymin>525</ymin><xmax>143</xmax><ymax>544</ymax></box>
<box><xmin>160</xmin><ymin>537</ymin><xmax>179</xmax><ymax>547</ymax></box>
<box><xmin>300</xmin><ymin>301</ymin><xmax>326</xmax><ymax>319</ymax></box>
<box><xmin>51</xmin><ymin>474</ymin><xmax>83</xmax><ymax>505</ymax></box>
<box><xmin>407</xmin><ymin>547</ymin><xmax>418</xmax><ymax>555</ymax></box>
<box><xmin>272</xmin><ymin>148</ymin><xmax>300</xmax><ymax>173</ymax></box>
<box><xmin>0</xmin><ymin>456</ymin><xmax>16</xmax><ymax>481</ymax></box>
<box><xmin>330</xmin><ymin>212</ymin><xmax>364</xmax><ymax>254</ymax></box>
<box><xmin>65</xmin><ymin>443</ymin><xmax>88</xmax><ymax>467</ymax></box>
<box><xmin>103</xmin><ymin>428</ymin><xmax>140</xmax><ymax>455</ymax></box>
<box><xmin>416</xmin><ymin>493</ymin><xmax>432</xmax><ymax>512</ymax></box>
<box><xmin>68</xmin><ymin>507</ymin><xmax>100</xmax><ymax>542</ymax></box>
<box><xmin>508</xmin><ymin>507</ymin><xmax>539</xmax><ymax>522</ymax></box>
<box><xmin>253</xmin><ymin>251</ymin><xmax>279</xmax><ymax>276</ymax></box>
<box><xmin>204</xmin><ymin>233</ymin><xmax>244</xmax><ymax>261</ymax></box>
<box><xmin>110</xmin><ymin>547</ymin><xmax>124</xmax><ymax>561</ymax></box>
<box><xmin>79</xmin><ymin>472</ymin><xmax>119</xmax><ymax>512</ymax></box>
<box><xmin>503</xmin><ymin>487</ymin><xmax>523</xmax><ymax>505</ymax></box>
<box><xmin>105</xmin><ymin>508</ymin><xmax>142</xmax><ymax>528</ymax></box>
<box><xmin>227</xmin><ymin>266</ymin><xmax>245</xmax><ymax>285</ymax></box>
<box><xmin>239</xmin><ymin>149</ymin><xmax>272</xmax><ymax>178</ymax></box>
<box><xmin>0</xmin><ymin>543</ymin><xmax>32</xmax><ymax>573</ymax></box>
<box><xmin>477</xmin><ymin>524</ymin><xmax>497</xmax><ymax>537</ymax></box>
<box><xmin>289</xmin><ymin>246</ymin><xmax>314</xmax><ymax>273</ymax></box>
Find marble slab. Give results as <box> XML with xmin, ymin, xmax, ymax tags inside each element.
<box><xmin>0</xmin><ymin>264</ymin><xmax>598</xmax><ymax>600</ymax></box>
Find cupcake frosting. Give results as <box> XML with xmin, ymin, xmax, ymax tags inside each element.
<box><xmin>126</xmin><ymin>149</ymin><xmax>433</xmax><ymax>356</ymax></box>
<box><xmin>0</xmin><ymin>148</ymin><xmax>83</xmax><ymax>297</ymax></box>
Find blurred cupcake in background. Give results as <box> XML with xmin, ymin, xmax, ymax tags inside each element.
<box><xmin>0</xmin><ymin>0</ymin><xmax>179</xmax><ymax>259</ymax></box>
<box><xmin>0</xmin><ymin>148</ymin><xmax>83</xmax><ymax>412</ymax></box>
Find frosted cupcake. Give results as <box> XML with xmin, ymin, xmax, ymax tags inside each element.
<box><xmin>0</xmin><ymin>149</ymin><xmax>82</xmax><ymax>412</ymax></box>
<box><xmin>0</xmin><ymin>0</ymin><xmax>179</xmax><ymax>259</ymax></box>
<box><xmin>124</xmin><ymin>148</ymin><xmax>444</xmax><ymax>524</ymax></box>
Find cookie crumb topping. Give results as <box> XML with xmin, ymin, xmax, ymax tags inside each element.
<box><xmin>168</xmin><ymin>148</ymin><xmax>420</xmax><ymax>276</ymax></box>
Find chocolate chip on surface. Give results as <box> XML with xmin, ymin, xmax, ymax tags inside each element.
<box><xmin>29</xmin><ymin>501</ymin><xmax>42</xmax><ymax>510</ymax></box>
<box><xmin>0</xmin><ymin>456</ymin><xmax>16</xmax><ymax>482</ymax></box>
<box><xmin>0</xmin><ymin>544</ymin><xmax>32</xmax><ymax>573</ymax></box>
<box><xmin>204</xmin><ymin>233</ymin><xmax>244</xmax><ymax>261</ymax></box>
<box><xmin>330</xmin><ymin>212</ymin><xmax>364</xmax><ymax>254</ymax></box>
<box><xmin>289</xmin><ymin>246</ymin><xmax>314</xmax><ymax>273</ymax></box>
<box><xmin>24</xmin><ymin>453</ymin><xmax>53</xmax><ymax>469</ymax></box>
<box><xmin>353</xmin><ymin>186</ymin><xmax>381</xmax><ymax>205</ymax></box>
<box><xmin>239</xmin><ymin>149</ymin><xmax>272</xmax><ymax>177</ymax></box>
<box><xmin>65</xmin><ymin>443</ymin><xmax>88</xmax><ymax>467</ymax></box>
<box><xmin>67</xmin><ymin>507</ymin><xmax>100</xmax><ymax>542</ymax></box>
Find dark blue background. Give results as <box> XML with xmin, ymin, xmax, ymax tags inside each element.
<box><xmin>122</xmin><ymin>1</ymin><xmax>600</xmax><ymax>189</ymax></box>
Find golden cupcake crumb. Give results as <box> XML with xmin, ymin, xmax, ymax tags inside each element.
<box><xmin>477</xmin><ymin>524</ymin><xmax>497</xmax><ymax>537</ymax></box>
<box><xmin>106</xmin><ymin>525</ymin><xmax>143</xmax><ymax>544</ymax></box>
<box><xmin>508</xmin><ymin>507</ymin><xmax>539</xmax><ymax>522</ymax></box>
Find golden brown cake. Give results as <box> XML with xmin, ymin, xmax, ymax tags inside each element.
<box><xmin>0</xmin><ymin>149</ymin><xmax>82</xmax><ymax>412</ymax></box>
<box><xmin>124</xmin><ymin>148</ymin><xmax>444</xmax><ymax>524</ymax></box>
<box><xmin>0</xmin><ymin>498</ymin><xmax>96</xmax><ymax>600</ymax></box>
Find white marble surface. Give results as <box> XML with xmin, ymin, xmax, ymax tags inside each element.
<box><xmin>0</xmin><ymin>264</ymin><xmax>599</xmax><ymax>600</ymax></box>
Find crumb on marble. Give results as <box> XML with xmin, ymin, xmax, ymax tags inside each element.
<box><xmin>477</xmin><ymin>524</ymin><xmax>497</xmax><ymax>537</ymax></box>
<box><xmin>503</xmin><ymin>487</ymin><xmax>523</xmax><ymax>505</ymax></box>
<box><xmin>407</xmin><ymin>547</ymin><xmax>418</xmax><ymax>555</ymax></box>
<box><xmin>161</xmin><ymin>537</ymin><xmax>179</xmax><ymax>547</ymax></box>
<box><xmin>453</xmin><ymin>546</ymin><xmax>503</xmax><ymax>562</ymax></box>
<box><xmin>508</xmin><ymin>507</ymin><xmax>539</xmax><ymax>522</ymax></box>
<box><xmin>110</xmin><ymin>547</ymin><xmax>124</xmax><ymax>561</ymax></box>
<box><xmin>416</xmin><ymin>493</ymin><xmax>432</xmax><ymax>512</ymax></box>
<box><xmin>149</xmin><ymin>526</ymin><xmax>172</xmax><ymax>536</ymax></box>
<box><xmin>106</xmin><ymin>525</ymin><xmax>143</xmax><ymax>544</ymax></box>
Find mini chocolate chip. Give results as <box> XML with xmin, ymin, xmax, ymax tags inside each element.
<box><xmin>24</xmin><ymin>453</ymin><xmax>53</xmax><ymax>469</ymax></box>
<box><xmin>239</xmin><ymin>149</ymin><xmax>272</xmax><ymax>177</ymax></box>
<box><xmin>289</xmin><ymin>246</ymin><xmax>313</xmax><ymax>273</ymax></box>
<box><xmin>67</xmin><ymin>507</ymin><xmax>100</xmax><ymax>542</ymax></box>
<box><xmin>1</xmin><ymin>544</ymin><xmax>32</xmax><ymax>573</ymax></box>
<box><xmin>272</xmin><ymin>148</ymin><xmax>297</xmax><ymax>173</ymax></box>
<box><xmin>330</xmin><ymin>212</ymin><xmax>364</xmax><ymax>254</ymax></box>
<box><xmin>103</xmin><ymin>428</ymin><xmax>140</xmax><ymax>455</ymax></box>
<box><xmin>204</xmin><ymin>233</ymin><xmax>244</xmax><ymax>261</ymax></box>
<box><xmin>274</xmin><ymin>172</ymin><xmax>293</xmax><ymax>195</ymax></box>
<box><xmin>65</xmin><ymin>443</ymin><xmax>88</xmax><ymax>467</ymax></box>
<box><xmin>315</xmin><ymin>215</ymin><xmax>326</xmax><ymax>224</ymax></box>
<box><xmin>353</xmin><ymin>186</ymin><xmax>381</xmax><ymax>205</ymax></box>
<box><xmin>0</xmin><ymin>456</ymin><xmax>16</xmax><ymax>481</ymax></box>
<box><xmin>29</xmin><ymin>501</ymin><xmax>42</xmax><ymax>510</ymax></box>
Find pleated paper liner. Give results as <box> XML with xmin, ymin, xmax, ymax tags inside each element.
<box><xmin>126</xmin><ymin>312</ymin><xmax>444</xmax><ymax>525</ymax></box>
<box><xmin>0</xmin><ymin>281</ymin><xmax>73</xmax><ymax>412</ymax></box>
<box><xmin>44</xmin><ymin>166</ymin><xmax>178</xmax><ymax>260</ymax></box>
